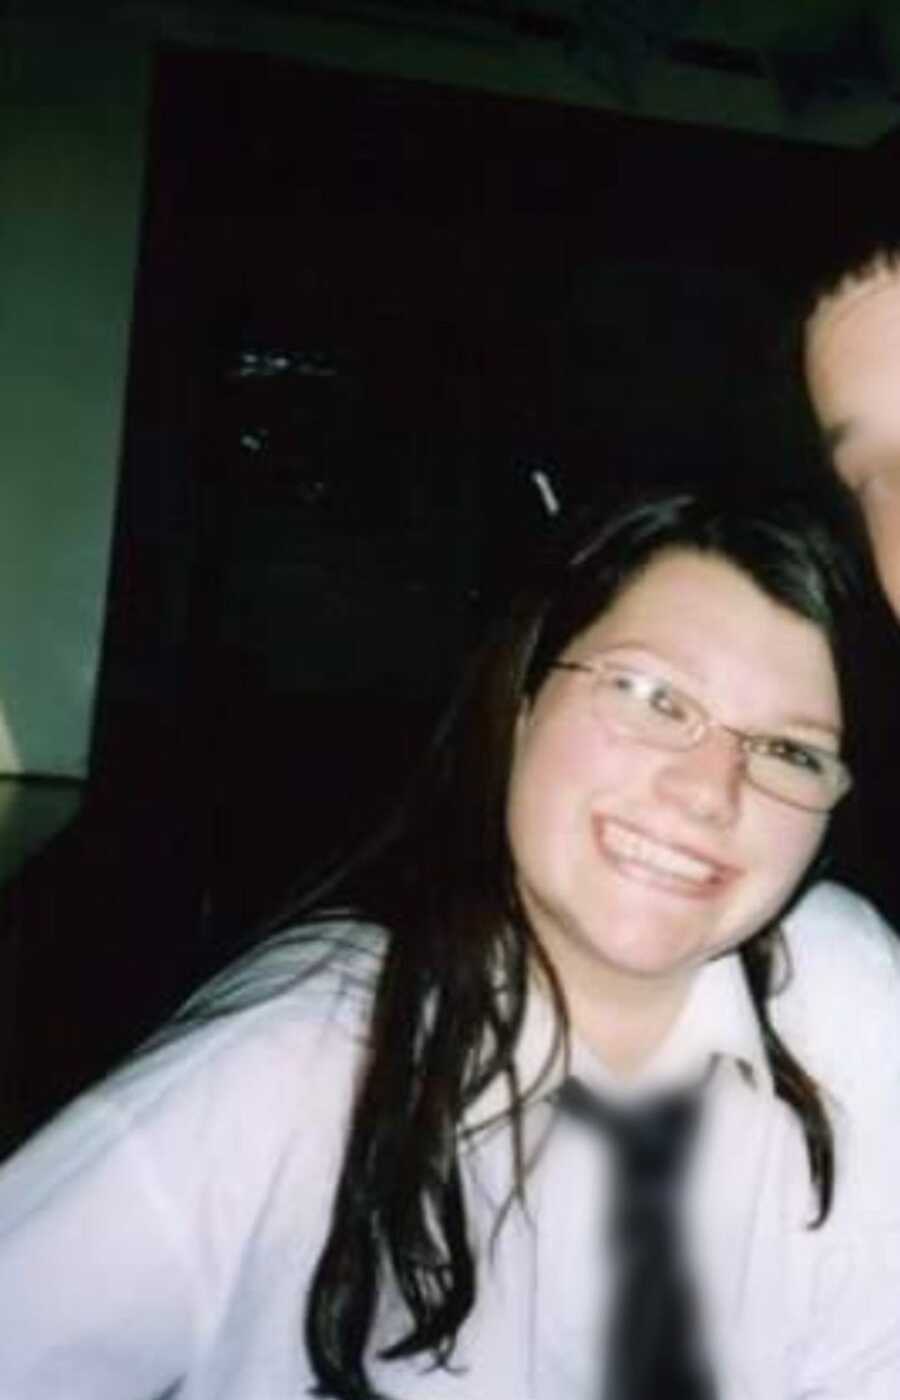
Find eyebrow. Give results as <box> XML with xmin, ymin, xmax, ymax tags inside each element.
<box><xmin>771</xmin><ymin>715</ymin><xmax>842</xmax><ymax>743</ymax></box>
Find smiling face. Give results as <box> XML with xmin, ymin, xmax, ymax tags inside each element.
<box><xmin>805</xmin><ymin>263</ymin><xmax>900</xmax><ymax>617</ymax></box>
<box><xmin>506</xmin><ymin>548</ymin><xmax>840</xmax><ymax>1038</ymax></box>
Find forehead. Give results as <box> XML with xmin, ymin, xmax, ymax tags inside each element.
<box><xmin>568</xmin><ymin>549</ymin><xmax>839</xmax><ymax>719</ymax></box>
<box><xmin>806</xmin><ymin>267</ymin><xmax>900</xmax><ymax>444</ymax></box>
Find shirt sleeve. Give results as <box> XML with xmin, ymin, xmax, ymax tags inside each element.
<box><xmin>791</xmin><ymin>1192</ymin><xmax>900</xmax><ymax>1399</ymax></box>
<box><xmin>781</xmin><ymin>884</ymin><xmax>900</xmax><ymax>1398</ymax></box>
<box><xmin>0</xmin><ymin>989</ymin><xmax>360</xmax><ymax>1400</ymax></box>
<box><xmin>0</xmin><ymin>929</ymin><xmax>374</xmax><ymax>1400</ymax></box>
<box><xmin>0</xmin><ymin>1089</ymin><xmax>198</xmax><ymax>1400</ymax></box>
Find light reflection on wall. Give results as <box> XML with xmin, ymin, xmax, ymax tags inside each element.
<box><xmin>0</xmin><ymin>703</ymin><xmax>20</xmax><ymax>774</ymax></box>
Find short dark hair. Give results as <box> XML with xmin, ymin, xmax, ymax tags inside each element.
<box><xmin>302</xmin><ymin>485</ymin><xmax>862</xmax><ymax>1399</ymax></box>
<box><xmin>783</xmin><ymin>237</ymin><xmax>900</xmax><ymax>485</ymax></box>
<box><xmin>800</xmin><ymin>236</ymin><xmax>900</xmax><ymax>331</ymax></box>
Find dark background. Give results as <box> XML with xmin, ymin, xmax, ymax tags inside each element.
<box><xmin>5</xmin><ymin>42</ymin><xmax>900</xmax><ymax>1152</ymax></box>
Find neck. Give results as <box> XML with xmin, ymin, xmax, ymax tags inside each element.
<box><xmin>535</xmin><ymin>947</ymin><xmax>697</xmax><ymax>1077</ymax></box>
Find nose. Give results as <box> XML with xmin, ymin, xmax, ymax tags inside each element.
<box><xmin>654</xmin><ymin>725</ymin><xmax>744</xmax><ymax>826</ymax></box>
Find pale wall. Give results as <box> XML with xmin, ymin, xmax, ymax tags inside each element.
<box><xmin>1</xmin><ymin>3</ymin><xmax>151</xmax><ymax>775</ymax></box>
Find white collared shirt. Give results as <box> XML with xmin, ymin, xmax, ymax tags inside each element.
<box><xmin>1</xmin><ymin>880</ymin><xmax>900</xmax><ymax>1399</ymax></box>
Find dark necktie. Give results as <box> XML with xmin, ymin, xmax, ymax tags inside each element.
<box><xmin>556</xmin><ymin>1074</ymin><xmax>717</xmax><ymax>1400</ymax></box>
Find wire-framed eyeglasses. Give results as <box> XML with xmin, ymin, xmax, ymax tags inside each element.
<box><xmin>550</xmin><ymin>657</ymin><xmax>852</xmax><ymax>813</ymax></box>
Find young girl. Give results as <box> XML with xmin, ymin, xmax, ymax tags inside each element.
<box><xmin>3</xmin><ymin>488</ymin><xmax>900</xmax><ymax>1399</ymax></box>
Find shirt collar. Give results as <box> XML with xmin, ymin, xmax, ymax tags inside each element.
<box><xmin>620</xmin><ymin>946</ymin><xmax>774</xmax><ymax>1096</ymax></box>
<box><xmin>466</xmin><ymin>945</ymin><xmax>773</xmax><ymax>1132</ymax></box>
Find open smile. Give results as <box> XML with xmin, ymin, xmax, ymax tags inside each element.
<box><xmin>594</xmin><ymin>817</ymin><xmax>738</xmax><ymax>894</ymax></box>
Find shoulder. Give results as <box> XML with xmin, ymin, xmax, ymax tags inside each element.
<box><xmin>779</xmin><ymin>879</ymin><xmax>900</xmax><ymax>989</ymax></box>
<box><xmin>0</xmin><ymin>918</ymin><xmax>387</xmax><ymax>1225</ymax></box>
<box><xmin>0</xmin><ymin>920</ymin><xmax>390</xmax><ymax>1384</ymax></box>
<box><xmin>171</xmin><ymin>914</ymin><xmax>386</xmax><ymax>1030</ymax></box>
<box><xmin>119</xmin><ymin>915</ymin><xmax>386</xmax><ymax>1121</ymax></box>
<box><xmin>775</xmin><ymin>880</ymin><xmax>900</xmax><ymax>1104</ymax></box>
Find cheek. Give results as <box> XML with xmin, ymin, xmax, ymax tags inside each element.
<box><xmin>507</xmin><ymin>712</ymin><xmax>642</xmax><ymax>868</ymax></box>
<box><xmin>858</xmin><ymin>492</ymin><xmax>900</xmax><ymax>616</ymax></box>
<box><xmin>750</xmin><ymin>808</ymin><xmax>828</xmax><ymax>891</ymax></box>
<box><xmin>511</xmin><ymin>710</ymin><xmax>632</xmax><ymax>810</ymax></box>
<box><xmin>507</xmin><ymin>722</ymin><xmax>584</xmax><ymax>848</ymax></box>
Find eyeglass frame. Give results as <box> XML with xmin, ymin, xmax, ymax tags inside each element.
<box><xmin>548</xmin><ymin>656</ymin><xmax>853</xmax><ymax>813</ymax></box>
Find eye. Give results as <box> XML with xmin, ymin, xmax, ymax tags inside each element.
<box><xmin>758</xmin><ymin>736</ymin><xmax>827</xmax><ymax>775</ymax></box>
<box><xmin>599</xmin><ymin>665</ymin><xmax>639</xmax><ymax>696</ymax></box>
<box><xmin>606</xmin><ymin>669</ymin><xmax>689</xmax><ymax>722</ymax></box>
<box><xmin>646</xmin><ymin>682</ymin><xmax>690</xmax><ymax>721</ymax></box>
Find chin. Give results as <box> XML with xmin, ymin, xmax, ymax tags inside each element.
<box><xmin>590</xmin><ymin>933</ymin><xmax>711</xmax><ymax>982</ymax></box>
<box><xmin>596</xmin><ymin>912</ymin><xmax>720</xmax><ymax>968</ymax></box>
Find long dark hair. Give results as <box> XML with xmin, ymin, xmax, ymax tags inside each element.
<box><xmin>299</xmin><ymin>486</ymin><xmax>862</xmax><ymax>1400</ymax></box>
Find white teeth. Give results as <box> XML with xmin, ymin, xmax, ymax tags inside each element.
<box><xmin>602</xmin><ymin>821</ymin><xmax>718</xmax><ymax>884</ymax></box>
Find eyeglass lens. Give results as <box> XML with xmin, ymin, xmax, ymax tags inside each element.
<box><xmin>588</xmin><ymin>666</ymin><xmax>846</xmax><ymax>811</ymax></box>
